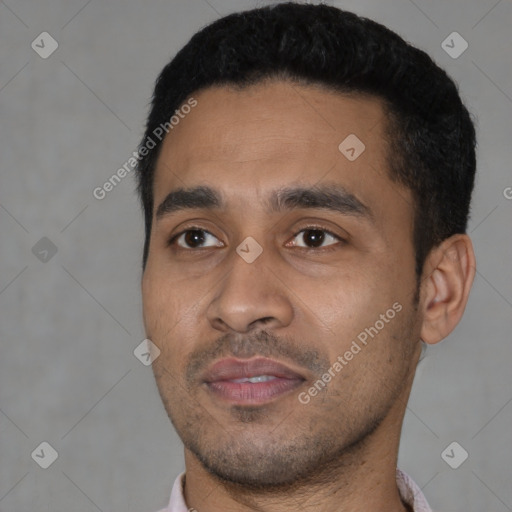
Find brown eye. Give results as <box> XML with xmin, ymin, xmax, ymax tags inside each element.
<box><xmin>292</xmin><ymin>228</ymin><xmax>341</xmax><ymax>248</ymax></box>
<box><xmin>169</xmin><ymin>229</ymin><xmax>223</xmax><ymax>249</ymax></box>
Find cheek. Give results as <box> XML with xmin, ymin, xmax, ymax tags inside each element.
<box><xmin>307</xmin><ymin>267</ymin><xmax>381</xmax><ymax>324</ymax></box>
<box><xmin>142</xmin><ymin>271</ymin><xmax>180</xmax><ymax>340</ymax></box>
<box><xmin>308</xmin><ymin>268</ymin><xmax>406</xmax><ymax>356</ymax></box>
<box><xmin>142</xmin><ymin>271</ymin><xmax>200</xmax><ymax>368</ymax></box>
<box><xmin>142</xmin><ymin>274</ymin><xmax>160</xmax><ymax>332</ymax></box>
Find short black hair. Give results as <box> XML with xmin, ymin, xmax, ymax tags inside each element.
<box><xmin>135</xmin><ymin>2</ymin><xmax>476</xmax><ymax>279</ymax></box>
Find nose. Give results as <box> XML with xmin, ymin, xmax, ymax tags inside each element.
<box><xmin>206</xmin><ymin>251</ymin><xmax>294</xmax><ymax>333</ymax></box>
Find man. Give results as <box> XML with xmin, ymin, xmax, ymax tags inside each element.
<box><xmin>136</xmin><ymin>3</ymin><xmax>476</xmax><ymax>511</ymax></box>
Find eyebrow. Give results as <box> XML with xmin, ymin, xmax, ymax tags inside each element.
<box><xmin>155</xmin><ymin>183</ymin><xmax>374</xmax><ymax>224</ymax></box>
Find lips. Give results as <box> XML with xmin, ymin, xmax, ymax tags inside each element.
<box><xmin>202</xmin><ymin>357</ymin><xmax>306</xmax><ymax>382</ymax></box>
<box><xmin>202</xmin><ymin>357</ymin><xmax>306</xmax><ymax>405</ymax></box>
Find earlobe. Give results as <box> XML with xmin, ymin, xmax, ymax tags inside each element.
<box><xmin>420</xmin><ymin>234</ymin><xmax>476</xmax><ymax>345</ymax></box>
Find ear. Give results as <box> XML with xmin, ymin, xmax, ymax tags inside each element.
<box><xmin>420</xmin><ymin>234</ymin><xmax>476</xmax><ymax>345</ymax></box>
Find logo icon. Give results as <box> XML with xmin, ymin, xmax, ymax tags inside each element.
<box><xmin>134</xmin><ymin>339</ymin><xmax>161</xmax><ymax>366</ymax></box>
<box><xmin>32</xmin><ymin>237</ymin><xmax>58</xmax><ymax>262</ymax></box>
<box><xmin>31</xmin><ymin>32</ymin><xmax>59</xmax><ymax>59</ymax></box>
<box><xmin>441</xmin><ymin>32</ymin><xmax>468</xmax><ymax>59</ymax></box>
<box><xmin>338</xmin><ymin>134</ymin><xmax>366</xmax><ymax>161</ymax></box>
<box><xmin>31</xmin><ymin>441</ymin><xmax>58</xmax><ymax>469</ymax></box>
<box><xmin>236</xmin><ymin>236</ymin><xmax>263</xmax><ymax>263</ymax></box>
<box><xmin>441</xmin><ymin>441</ymin><xmax>469</xmax><ymax>469</ymax></box>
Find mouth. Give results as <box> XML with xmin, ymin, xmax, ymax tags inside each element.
<box><xmin>202</xmin><ymin>357</ymin><xmax>307</xmax><ymax>405</ymax></box>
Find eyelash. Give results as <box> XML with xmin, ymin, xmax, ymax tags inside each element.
<box><xmin>167</xmin><ymin>225</ymin><xmax>346</xmax><ymax>252</ymax></box>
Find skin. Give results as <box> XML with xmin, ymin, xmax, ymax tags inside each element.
<box><xmin>141</xmin><ymin>80</ymin><xmax>476</xmax><ymax>512</ymax></box>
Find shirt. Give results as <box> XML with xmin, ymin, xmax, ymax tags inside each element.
<box><xmin>155</xmin><ymin>468</ymin><xmax>432</xmax><ymax>512</ymax></box>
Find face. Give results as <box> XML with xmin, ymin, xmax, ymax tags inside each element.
<box><xmin>142</xmin><ymin>80</ymin><xmax>423</xmax><ymax>487</ymax></box>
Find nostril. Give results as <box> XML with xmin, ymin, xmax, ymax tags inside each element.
<box><xmin>250</xmin><ymin>317</ymin><xmax>275</xmax><ymax>329</ymax></box>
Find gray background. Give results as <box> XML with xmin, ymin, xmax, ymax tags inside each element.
<box><xmin>0</xmin><ymin>0</ymin><xmax>511</xmax><ymax>511</ymax></box>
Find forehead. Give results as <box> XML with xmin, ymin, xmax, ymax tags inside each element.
<box><xmin>152</xmin><ymin>80</ymin><xmax>411</xmax><ymax>225</ymax></box>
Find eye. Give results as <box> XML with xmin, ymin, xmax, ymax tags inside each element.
<box><xmin>288</xmin><ymin>227</ymin><xmax>344</xmax><ymax>249</ymax></box>
<box><xmin>167</xmin><ymin>226</ymin><xmax>345</xmax><ymax>251</ymax></box>
<box><xmin>168</xmin><ymin>228</ymin><xmax>224</xmax><ymax>249</ymax></box>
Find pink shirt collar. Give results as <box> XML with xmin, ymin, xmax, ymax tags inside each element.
<box><xmin>156</xmin><ymin>468</ymin><xmax>432</xmax><ymax>512</ymax></box>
